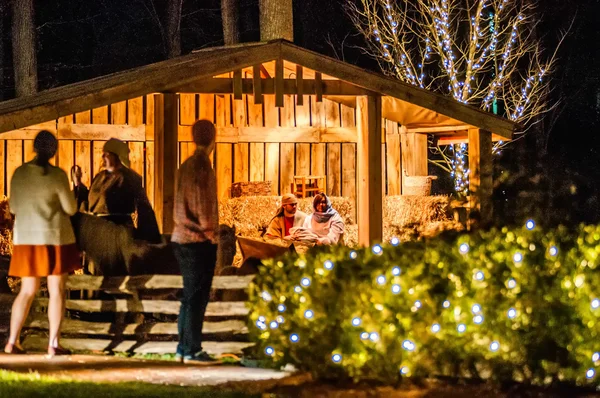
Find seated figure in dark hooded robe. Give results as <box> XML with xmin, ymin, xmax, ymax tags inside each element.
<box><xmin>73</xmin><ymin>138</ymin><xmax>164</xmax><ymax>275</ymax></box>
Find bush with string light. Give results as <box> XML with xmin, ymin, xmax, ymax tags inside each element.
<box><xmin>247</xmin><ymin>221</ymin><xmax>600</xmax><ymax>387</ymax></box>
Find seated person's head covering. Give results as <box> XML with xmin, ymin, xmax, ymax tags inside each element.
<box><xmin>103</xmin><ymin>138</ymin><xmax>130</xmax><ymax>168</ymax></box>
<box><xmin>312</xmin><ymin>193</ymin><xmax>338</xmax><ymax>223</ymax></box>
<box><xmin>281</xmin><ymin>193</ymin><xmax>298</xmax><ymax>206</ymax></box>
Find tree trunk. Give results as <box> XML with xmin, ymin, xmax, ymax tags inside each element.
<box><xmin>259</xmin><ymin>0</ymin><xmax>293</xmax><ymax>42</ymax></box>
<box><xmin>0</xmin><ymin>3</ymin><xmax>5</xmax><ymax>100</ymax></box>
<box><xmin>221</xmin><ymin>0</ymin><xmax>240</xmax><ymax>45</ymax></box>
<box><xmin>12</xmin><ymin>0</ymin><xmax>38</xmax><ymax>97</ymax></box>
<box><xmin>165</xmin><ymin>0</ymin><xmax>183</xmax><ymax>58</ymax></box>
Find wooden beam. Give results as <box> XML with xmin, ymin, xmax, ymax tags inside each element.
<box><xmin>435</xmin><ymin>133</ymin><xmax>507</xmax><ymax>145</ymax></box>
<box><xmin>0</xmin><ymin>43</ymin><xmax>280</xmax><ymax>134</ymax></box>
<box><xmin>406</xmin><ymin>125</ymin><xmax>470</xmax><ymax>134</ymax></box>
<box><xmin>356</xmin><ymin>95</ymin><xmax>383</xmax><ymax>246</ymax></box>
<box><xmin>178</xmin><ymin>126</ymin><xmax>357</xmax><ymax>143</ymax></box>
<box><xmin>468</xmin><ymin>128</ymin><xmax>493</xmax><ymax>227</ymax></box>
<box><xmin>296</xmin><ymin>65</ymin><xmax>304</xmax><ymax>106</ymax></box>
<box><xmin>25</xmin><ymin>315</ymin><xmax>248</xmax><ymax>336</ymax></box>
<box><xmin>233</xmin><ymin>69</ymin><xmax>243</xmax><ymax>100</ymax></box>
<box><xmin>65</xmin><ymin>274</ymin><xmax>254</xmax><ymax>291</ymax></box>
<box><xmin>252</xmin><ymin>65</ymin><xmax>263</xmax><ymax>105</ymax></box>
<box><xmin>175</xmin><ymin>78</ymin><xmax>369</xmax><ymax>96</ymax></box>
<box><xmin>280</xmin><ymin>43</ymin><xmax>516</xmax><ymax>139</ymax></box>
<box><xmin>153</xmin><ymin>94</ymin><xmax>178</xmax><ymax>234</ymax></box>
<box><xmin>275</xmin><ymin>59</ymin><xmax>284</xmax><ymax>108</ymax></box>
<box><xmin>315</xmin><ymin>72</ymin><xmax>323</xmax><ymax>102</ymax></box>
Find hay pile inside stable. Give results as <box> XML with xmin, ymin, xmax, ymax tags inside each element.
<box><xmin>0</xmin><ymin>196</ymin><xmax>13</xmax><ymax>256</ymax></box>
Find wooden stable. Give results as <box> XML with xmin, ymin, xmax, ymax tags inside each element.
<box><xmin>0</xmin><ymin>40</ymin><xmax>518</xmax><ymax>245</ymax></box>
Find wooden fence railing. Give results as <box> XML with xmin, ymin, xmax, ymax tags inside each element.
<box><xmin>0</xmin><ymin>274</ymin><xmax>255</xmax><ymax>355</ymax></box>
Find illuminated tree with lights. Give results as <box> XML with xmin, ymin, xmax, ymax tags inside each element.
<box><xmin>347</xmin><ymin>0</ymin><xmax>565</xmax><ymax>196</ymax></box>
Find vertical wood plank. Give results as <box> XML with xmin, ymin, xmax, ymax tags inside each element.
<box><xmin>93</xmin><ymin>141</ymin><xmax>105</xmax><ymax>177</ymax></box>
<box><xmin>275</xmin><ymin>59</ymin><xmax>284</xmax><ymax>108</ymax></box>
<box><xmin>295</xmin><ymin>95</ymin><xmax>310</xmax><ymax>127</ymax></box>
<box><xmin>58</xmin><ymin>141</ymin><xmax>74</xmax><ymax>175</ymax></box>
<box><xmin>324</xmin><ymin>98</ymin><xmax>340</xmax><ymax>128</ymax></box>
<box><xmin>249</xmin><ymin>143</ymin><xmax>265</xmax><ymax>181</ymax></box>
<box><xmin>311</xmin><ymin>95</ymin><xmax>325</xmax><ymax>128</ymax></box>
<box><xmin>265</xmin><ymin>143</ymin><xmax>279</xmax><ymax>195</ymax></box>
<box><xmin>281</xmin><ymin>95</ymin><xmax>295</xmax><ymax>127</ymax></box>
<box><xmin>295</xmin><ymin>143</ymin><xmax>310</xmax><ymax>176</ymax></box>
<box><xmin>327</xmin><ymin>143</ymin><xmax>341</xmax><ymax>196</ymax></box>
<box><xmin>341</xmin><ymin>104</ymin><xmax>356</xmax><ymax>127</ymax></box>
<box><xmin>179</xmin><ymin>94</ymin><xmax>196</xmax><ymax>126</ymax></box>
<box><xmin>128</xmin><ymin>142</ymin><xmax>144</xmax><ymax>177</ymax></box>
<box><xmin>247</xmin><ymin>95</ymin><xmax>263</xmax><ymax>128</ymax></box>
<box><xmin>263</xmin><ymin>95</ymin><xmax>279</xmax><ymax>127</ymax></box>
<box><xmin>216</xmin><ymin>95</ymin><xmax>231</xmax><ymax>127</ymax></box>
<box><xmin>357</xmin><ymin>95</ymin><xmax>383</xmax><ymax>245</ymax></box>
<box><xmin>311</xmin><ymin>143</ymin><xmax>325</xmax><ymax>177</ymax></box>
<box><xmin>111</xmin><ymin>101</ymin><xmax>127</xmax><ymax>124</ymax></box>
<box><xmin>386</xmin><ymin>120</ymin><xmax>402</xmax><ymax>195</ymax></box>
<box><xmin>342</xmin><ymin>143</ymin><xmax>356</xmax><ymax>202</ymax></box>
<box><xmin>468</xmin><ymin>128</ymin><xmax>493</xmax><ymax>225</ymax></box>
<box><xmin>76</xmin><ymin>141</ymin><xmax>92</xmax><ymax>188</ymax></box>
<box><xmin>216</xmin><ymin>143</ymin><xmax>233</xmax><ymax>199</ymax></box>
<box><xmin>252</xmin><ymin>65</ymin><xmax>263</xmax><ymax>105</ymax></box>
<box><xmin>279</xmin><ymin>143</ymin><xmax>294</xmax><ymax>194</ymax></box>
<box><xmin>145</xmin><ymin>141</ymin><xmax>155</xmax><ymax>208</ymax></box>
<box><xmin>75</xmin><ymin>110</ymin><xmax>91</xmax><ymax>124</ymax></box>
<box><xmin>232</xmin><ymin>95</ymin><xmax>247</xmax><ymax>128</ymax></box>
<box><xmin>128</xmin><ymin>97</ymin><xmax>144</xmax><ymax>125</ymax></box>
<box><xmin>92</xmin><ymin>106</ymin><xmax>109</xmax><ymax>124</ymax></box>
<box><xmin>233</xmin><ymin>143</ymin><xmax>249</xmax><ymax>182</ymax></box>
<box><xmin>0</xmin><ymin>142</ymin><xmax>4</xmax><ymax>196</ymax></box>
<box><xmin>6</xmin><ymin>141</ymin><xmax>23</xmax><ymax>197</ymax></box>
<box><xmin>199</xmin><ymin>94</ymin><xmax>215</xmax><ymax>122</ymax></box>
<box><xmin>145</xmin><ymin>95</ymin><xmax>155</xmax><ymax>141</ymax></box>
<box><xmin>23</xmin><ymin>140</ymin><xmax>35</xmax><ymax>163</ymax></box>
<box><xmin>400</xmin><ymin>130</ymin><xmax>428</xmax><ymax>177</ymax></box>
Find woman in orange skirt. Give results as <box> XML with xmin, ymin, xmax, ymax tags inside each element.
<box><xmin>5</xmin><ymin>131</ymin><xmax>80</xmax><ymax>357</ymax></box>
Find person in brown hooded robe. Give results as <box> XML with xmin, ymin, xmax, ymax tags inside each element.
<box><xmin>73</xmin><ymin>138</ymin><xmax>162</xmax><ymax>275</ymax></box>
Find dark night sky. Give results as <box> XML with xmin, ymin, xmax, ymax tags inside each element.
<box><xmin>1</xmin><ymin>0</ymin><xmax>599</xmax><ymax>176</ymax></box>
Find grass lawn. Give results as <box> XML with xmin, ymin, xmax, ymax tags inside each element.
<box><xmin>0</xmin><ymin>370</ymin><xmax>258</xmax><ymax>398</ymax></box>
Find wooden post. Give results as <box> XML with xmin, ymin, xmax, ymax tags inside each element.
<box><xmin>154</xmin><ymin>93</ymin><xmax>179</xmax><ymax>234</ymax></box>
<box><xmin>468</xmin><ymin>128</ymin><xmax>493</xmax><ymax>227</ymax></box>
<box><xmin>356</xmin><ymin>95</ymin><xmax>383</xmax><ymax>246</ymax></box>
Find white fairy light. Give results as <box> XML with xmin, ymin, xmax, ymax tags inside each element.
<box><xmin>290</xmin><ymin>333</ymin><xmax>299</xmax><ymax>343</ymax></box>
<box><xmin>256</xmin><ymin>321</ymin><xmax>267</xmax><ymax>330</ymax></box>
<box><xmin>269</xmin><ymin>321</ymin><xmax>278</xmax><ymax>329</ymax></box>
<box><xmin>513</xmin><ymin>252</ymin><xmax>523</xmax><ymax>263</ymax></box>
<box><xmin>507</xmin><ymin>279</ymin><xmax>517</xmax><ymax>289</ymax></box>
<box><xmin>276</xmin><ymin>316</ymin><xmax>284</xmax><ymax>324</ymax></box>
<box><xmin>372</xmin><ymin>244</ymin><xmax>383</xmax><ymax>255</ymax></box>
<box><xmin>391</xmin><ymin>237</ymin><xmax>400</xmax><ymax>246</ymax></box>
<box><xmin>332</xmin><ymin>354</ymin><xmax>342</xmax><ymax>363</ymax></box>
<box><xmin>473</xmin><ymin>315</ymin><xmax>484</xmax><ymax>324</ymax></box>
<box><xmin>507</xmin><ymin>308</ymin><xmax>517</xmax><ymax>319</ymax></box>
<box><xmin>349</xmin><ymin>251</ymin><xmax>358</xmax><ymax>260</ymax></box>
<box><xmin>369</xmin><ymin>332</ymin><xmax>379</xmax><ymax>342</ymax></box>
<box><xmin>490</xmin><ymin>341</ymin><xmax>500</xmax><ymax>352</ymax></box>
<box><xmin>402</xmin><ymin>340</ymin><xmax>416</xmax><ymax>351</ymax></box>
<box><xmin>457</xmin><ymin>324</ymin><xmax>466</xmax><ymax>333</ymax></box>
<box><xmin>278</xmin><ymin>304</ymin><xmax>286</xmax><ymax>312</ymax></box>
<box><xmin>324</xmin><ymin>260</ymin><xmax>335</xmax><ymax>269</ymax></box>
<box><xmin>265</xmin><ymin>346</ymin><xmax>274</xmax><ymax>356</ymax></box>
<box><xmin>294</xmin><ymin>286</ymin><xmax>302</xmax><ymax>294</ymax></box>
<box><xmin>586</xmin><ymin>368</ymin><xmax>595</xmax><ymax>379</ymax></box>
<box><xmin>592</xmin><ymin>299</ymin><xmax>600</xmax><ymax>309</ymax></box>
<box><xmin>360</xmin><ymin>332</ymin><xmax>369</xmax><ymax>340</ymax></box>
<box><xmin>525</xmin><ymin>219</ymin><xmax>535</xmax><ymax>230</ymax></box>
<box><xmin>261</xmin><ymin>291</ymin><xmax>272</xmax><ymax>302</ymax></box>
<box><xmin>474</xmin><ymin>271</ymin><xmax>485</xmax><ymax>281</ymax></box>
<box><xmin>392</xmin><ymin>266</ymin><xmax>401</xmax><ymax>276</ymax></box>
<box><xmin>592</xmin><ymin>352</ymin><xmax>599</xmax><ymax>362</ymax></box>
<box><xmin>400</xmin><ymin>366</ymin><xmax>410</xmax><ymax>375</ymax></box>
<box><xmin>471</xmin><ymin>304</ymin><xmax>481</xmax><ymax>314</ymax></box>
<box><xmin>377</xmin><ymin>275</ymin><xmax>386</xmax><ymax>285</ymax></box>
<box><xmin>431</xmin><ymin>323</ymin><xmax>441</xmax><ymax>333</ymax></box>
<box><xmin>352</xmin><ymin>317</ymin><xmax>362</xmax><ymax>327</ymax></box>
<box><xmin>414</xmin><ymin>300</ymin><xmax>422</xmax><ymax>309</ymax></box>
<box><xmin>301</xmin><ymin>277</ymin><xmax>311</xmax><ymax>287</ymax></box>
<box><xmin>392</xmin><ymin>284</ymin><xmax>401</xmax><ymax>294</ymax></box>
<box><xmin>443</xmin><ymin>300</ymin><xmax>450</xmax><ymax>308</ymax></box>
<box><xmin>549</xmin><ymin>246</ymin><xmax>558</xmax><ymax>256</ymax></box>
<box><xmin>459</xmin><ymin>243</ymin><xmax>469</xmax><ymax>254</ymax></box>
<box><xmin>304</xmin><ymin>309</ymin><xmax>314</xmax><ymax>319</ymax></box>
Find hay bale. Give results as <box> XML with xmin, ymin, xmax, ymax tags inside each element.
<box><xmin>384</xmin><ymin>195</ymin><xmax>451</xmax><ymax>226</ymax></box>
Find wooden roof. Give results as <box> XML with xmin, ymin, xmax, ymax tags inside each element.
<box><xmin>0</xmin><ymin>40</ymin><xmax>518</xmax><ymax>140</ymax></box>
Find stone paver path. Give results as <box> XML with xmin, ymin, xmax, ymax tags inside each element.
<box><xmin>0</xmin><ymin>354</ymin><xmax>293</xmax><ymax>387</ymax></box>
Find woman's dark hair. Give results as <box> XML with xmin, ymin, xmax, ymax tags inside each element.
<box><xmin>33</xmin><ymin>130</ymin><xmax>58</xmax><ymax>175</ymax></box>
<box><xmin>313</xmin><ymin>192</ymin><xmax>330</xmax><ymax>211</ymax></box>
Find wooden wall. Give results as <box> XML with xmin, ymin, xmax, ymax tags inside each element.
<box><xmin>0</xmin><ymin>93</ymin><xmax>408</xmax><ymax>209</ymax></box>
